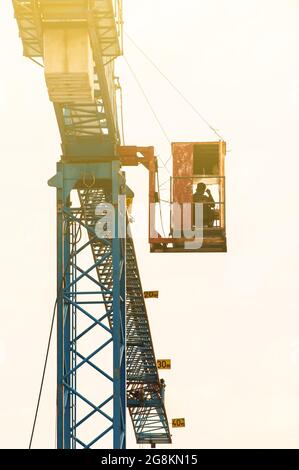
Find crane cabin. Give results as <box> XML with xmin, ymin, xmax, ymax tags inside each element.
<box><xmin>148</xmin><ymin>141</ymin><xmax>227</xmax><ymax>253</ymax></box>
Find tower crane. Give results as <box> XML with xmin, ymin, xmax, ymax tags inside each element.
<box><xmin>12</xmin><ymin>0</ymin><xmax>227</xmax><ymax>449</ymax></box>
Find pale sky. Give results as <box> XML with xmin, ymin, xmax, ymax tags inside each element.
<box><xmin>1</xmin><ymin>0</ymin><xmax>299</xmax><ymax>449</ymax></box>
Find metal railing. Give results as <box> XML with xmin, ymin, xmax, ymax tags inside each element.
<box><xmin>170</xmin><ymin>175</ymin><xmax>226</xmax><ymax>231</ymax></box>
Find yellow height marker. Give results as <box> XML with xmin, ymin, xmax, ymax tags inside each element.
<box><xmin>157</xmin><ymin>359</ymin><xmax>171</xmax><ymax>370</ymax></box>
<box><xmin>144</xmin><ymin>291</ymin><xmax>159</xmax><ymax>299</ymax></box>
<box><xmin>172</xmin><ymin>418</ymin><xmax>186</xmax><ymax>428</ymax></box>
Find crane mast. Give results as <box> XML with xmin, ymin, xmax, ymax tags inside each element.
<box><xmin>13</xmin><ymin>0</ymin><xmax>171</xmax><ymax>449</ymax></box>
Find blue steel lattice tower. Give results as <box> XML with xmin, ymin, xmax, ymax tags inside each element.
<box><xmin>13</xmin><ymin>0</ymin><xmax>171</xmax><ymax>449</ymax></box>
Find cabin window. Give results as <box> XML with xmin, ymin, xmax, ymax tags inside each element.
<box><xmin>193</xmin><ymin>144</ymin><xmax>219</xmax><ymax>175</ymax></box>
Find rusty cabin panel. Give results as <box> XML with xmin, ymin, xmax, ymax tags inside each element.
<box><xmin>172</xmin><ymin>143</ymin><xmax>194</xmax><ymax>205</ymax></box>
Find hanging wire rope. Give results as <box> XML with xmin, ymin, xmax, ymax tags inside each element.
<box><xmin>29</xmin><ymin>57</ymin><xmax>44</xmax><ymax>68</ymax></box>
<box><xmin>55</xmin><ymin>406</ymin><xmax>57</xmax><ymax>449</ymax></box>
<box><xmin>159</xmin><ymin>178</ymin><xmax>170</xmax><ymax>188</ymax></box>
<box><xmin>29</xmin><ymin>299</ymin><xmax>57</xmax><ymax>449</ymax></box>
<box><xmin>122</xmin><ymin>57</ymin><xmax>170</xmax><ymax>236</ymax></box>
<box><xmin>116</xmin><ymin>77</ymin><xmax>126</xmax><ymax>145</ymax></box>
<box><xmin>125</xmin><ymin>32</ymin><xmax>225</xmax><ymax>152</ymax></box>
<box><xmin>123</xmin><ymin>56</ymin><xmax>171</xmax><ymax>175</ymax></box>
<box><xmin>119</xmin><ymin>85</ymin><xmax>126</xmax><ymax>145</ymax></box>
<box><xmin>158</xmin><ymin>166</ymin><xmax>169</xmax><ymax>172</ymax></box>
<box><xmin>156</xmin><ymin>170</ymin><xmax>166</xmax><ymax>237</ymax></box>
<box><xmin>29</xmin><ymin>219</ymin><xmax>82</xmax><ymax>449</ymax></box>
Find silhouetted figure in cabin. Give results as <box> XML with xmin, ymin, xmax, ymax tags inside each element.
<box><xmin>193</xmin><ymin>182</ymin><xmax>215</xmax><ymax>227</ymax></box>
